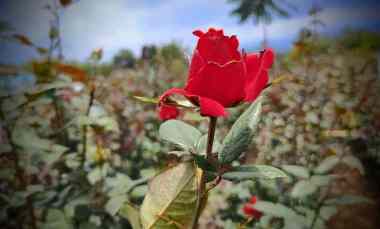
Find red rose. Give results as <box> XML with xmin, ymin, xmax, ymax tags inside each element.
<box><xmin>243</xmin><ymin>196</ymin><xmax>262</xmax><ymax>219</ymax></box>
<box><xmin>158</xmin><ymin>104</ymin><xmax>180</xmax><ymax>120</ymax></box>
<box><xmin>158</xmin><ymin>28</ymin><xmax>274</xmax><ymax>120</ymax></box>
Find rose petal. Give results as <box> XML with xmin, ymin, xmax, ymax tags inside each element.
<box><xmin>199</xmin><ymin>96</ymin><xmax>227</xmax><ymax>117</ymax></box>
<box><xmin>157</xmin><ymin>87</ymin><xmax>227</xmax><ymax>118</ymax></box>
<box><xmin>192</xmin><ymin>30</ymin><xmax>204</xmax><ymax>37</ymax></box>
<box><xmin>261</xmin><ymin>48</ymin><xmax>275</xmax><ymax>69</ymax></box>
<box><xmin>250</xmin><ymin>196</ymin><xmax>258</xmax><ymax>204</ymax></box>
<box><xmin>159</xmin><ymin>88</ymin><xmax>189</xmax><ymax>102</ymax></box>
<box><xmin>195</xmin><ymin>28</ymin><xmax>240</xmax><ymax>65</ymax></box>
<box><xmin>244</xmin><ymin>69</ymin><xmax>268</xmax><ymax>102</ymax></box>
<box><xmin>244</xmin><ymin>49</ymin><xmax>274</xmax><ymax>102</ymax></box>
<box><xmin>185</xmin><ymin>61</ymin><xmax>246</xmax><ymax>107</ymax></box>
<box><xmin>243</xmin><ymin>203</ymin><xmax>263</xmax><ymax>219</ymax></box>
<box><xmin>188</xmin><ymin>50</ymin><xmax>206</xmax><ymax>81</ymax></box>
<box><xmin>158</xmin><ymin>104</ymin><xmax>180</xmax><ymax>120</ymax></box>
<box><xmin>245</xmin><ymin>53</ymin><xmax>260</xmax><ymax>78</ymax></box>
<box><xmin>245</xmin><ymin>49</ymin><xmax>275</xmax><ymax>82</ymax></box>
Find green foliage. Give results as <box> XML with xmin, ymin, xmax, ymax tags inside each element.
<box><xmin>159</xmin><ymin>120</ymin><xmax>202</xmax><ymax>152</ymax></box>
<box><xmin>113</xmin><ymin>49</ymin><xmax>136</xmax><ymax>68</ymax></box>
<box><xmin>222</xmin><ymin>165</ymin><xmax>288</xmax><ymax>181</ymax></box>
<box><xmin>140</xmin><ymin>162</ymin><xmax>199</xmax><ymax>228</ymax></box>
<box><xmin>281</xmin><ymin>165</ymin><xmax>310</xmax><ymax>179</ymax></box>
<box><xmin>325</xmin><ymin>195</ymin><xmax>372</xmax><ymax>205</ymax></box>
<box><xmin>229</xmin><ymin>0</ymin><xmax>294</xmax><ymax>24</ymax></box>
<box><xmin>339</xmin><ymin>29</ymin><xmax>380</xmax><ymax>52</ymax></box>
<box><xmin>119</xmin><ymin>204</ymin><xmax>141</xmax><ymax>229</ymax></box>
<box><xmin>218</xmin><ymin>98</ymin><xmax>262</xmax><ymax>164</ymax></box>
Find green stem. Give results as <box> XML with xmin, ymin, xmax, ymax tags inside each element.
<box><xmin>191</xmin><ymin>117</ymin><xmax>217</xmax><ymax>229</ymax></box>
<box><xmin>81</xmin><ymin>87</ymin><xmax>95</xmax><ymax>167</ymax></box>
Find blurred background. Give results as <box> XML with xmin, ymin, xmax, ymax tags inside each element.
<box><xmin>0</xmin><ymin>0</ymin><xmax>380</xmax><ymax>229</ymax></box>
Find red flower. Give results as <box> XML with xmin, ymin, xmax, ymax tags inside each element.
<box><xmin>158</xmin><ymin>28</ymin><xmax>274</xmax><ymax>120</ymax></box>
<box><xmin>158</xmin><ymin>104</ymin><xmax>180</xmax><ymax>120</ymax></box>
<box><xmin>243</xmin><ymin>196</ymin><xmax>262</xmax><ymax>219</ymax></box>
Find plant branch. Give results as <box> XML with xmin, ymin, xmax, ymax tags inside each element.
<box><xmin>191</xmin><ymin>117</ymin><xmax>217</xmax><ymax>229</ymax></box>
<box><xmin>80</xmin><ymin>86</ymin><xmax>95</xmax><ymax>167</ymax></box>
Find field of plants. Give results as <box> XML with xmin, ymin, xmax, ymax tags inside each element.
<box><xmin>1</xmin><ymin>1</ymin><xmax>380</xmax><ymax>229</ymax></box>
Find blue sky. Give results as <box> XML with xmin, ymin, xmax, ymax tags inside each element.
<box><xmin>1</xmin><ymin>0</ymin><xmax>380</xmax><ymax>65</ymax></box>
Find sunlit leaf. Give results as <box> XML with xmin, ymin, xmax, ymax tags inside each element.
<box><xmin>310</xmin><ymin>175</ymin><xmax>334</xmax><ymax>187</ymax></box>
<box><xmin>87</xmin><ymin>167</ymin><xmax>102</xmax><ymax>185</ymax></box>
<box><xmin>282</xmin><ymin>165</ymin><xmax>310</xmax><ymax>178</ymax></box>
<box><xmin>254</xmin><ymin>201</ymin><xmax>299</xmax><ymax>218</ymax></box>
<box><xmin>291</xmin><ymin>180</ymin><xmax>317</xmax><ymax>198</ymax></box>
<box><xmin>159</xmin><ymin>120</ymin><xmax>202</xmax><ymax>151</ymax></box>
<box><xmin>105</xmin><ymin>195</ymin><xmax>127</xmax><ymax>216</ymax></box>
<box><xmin>133</xmin><ymin>96</ymin><xmax>159</xmax><ymax>104</ymax></box>
<box><xmin>119</xmin><ymin>203</ymin><xmax>142</xmax><ymax>229</ymax></box>
<box><xmin>314</xmin><ymin>156</ymin><xmax>339</xmax><ymax>174</ymax></box>
<box><xmin>255</xmin><ymin>201</ymin><xmax>308</xmax><ymax>228</ymax></box>
<box><xmin>342</xmin><ymin>155</ymin><xmax>364</xmax><ymax>175</ymax></box>
<box><xmin>218</xmin><ymin>98</ymin><xmax>262</xmax><ymax>164</ymax></box>
<box><xmin>140</xmin><ymin>162</ymin><xmax>199</xmax><ymax>229</ymax></box>
<box><xmin>222</xmin><ymin>165</ymin><xmax>288</xmax><ymax>181</ymax></box>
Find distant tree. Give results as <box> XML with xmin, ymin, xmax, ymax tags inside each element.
<box><xmin>0</xmin><ymin>20</ymin><xmax>13</xmax><ymax>33</ymax></box>
<box><xmin>113</xmin><ymin>49</ymin><xmax>136</xmax><ymax>68</ymax></box>
<box><xmin>141</xmin><ymin>45</ymin><xmax>157</xmax><ymax>61</ymax></box>
<box><xmin>308</xmin><ymin>3</ymin><xmax>325</xmax><ymax>40</ymax></box>
<box><xmin>160</xmin><ymin>42</ymin><xmax>186</xmax><ymax>63</ymax></box>
<box><xmin>228</xmin><ymin>0</ymin><xmax>295</xmax><ymax>47</ymax></box>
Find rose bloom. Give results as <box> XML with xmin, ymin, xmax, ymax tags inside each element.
<box><xmin>243</xmin><ymin>196</ymin><xmax>262</xmax><ymax>219</ymax></box>
<box><xmin>158</xmin><ymin>28</ymin><xmax>274</xmax><ymax>120</ymax></box>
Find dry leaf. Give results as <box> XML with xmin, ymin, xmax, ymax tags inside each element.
<box><xmin>12</xmin><ymin>34</ymin><xmax>33</xmax><ymax>46</ymax></box>
<box><xmin>54</xmin><ymin>63</ymin><xmax>88</xmax><ymax>83</ymax></box>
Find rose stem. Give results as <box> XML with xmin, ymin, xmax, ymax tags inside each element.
<box><xmin>191</xmin><ymin>117</ymin><xmax>217</xmax><ymax>229</ymax></box>
<box><xmin>206</xmin><ymin>117</ymin><xmax>217</xmax><ymax>159</ymax></box>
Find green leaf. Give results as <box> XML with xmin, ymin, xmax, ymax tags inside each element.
<box><xmin>254</xmin><ymin>201</ymin><xmax>307</xmax><ymax>228</ymax></box>
<box><xmin>314</xmin><ymin>156</ymin><xmax>339</xmax><ymax>174</ymax></box>
<box><xmin>254</xmin><ymin>201</ymin><xmax>299</xmax><ymax>218</ymax></box>
<box><xmin>195</xmin><ymin>134</ymin><xmax>221</xmax><ymax>155</ymax></box>
<box><xmin>42</xmin><ymin>209</ymin><xmax>73</xmax><ymax>229</ymax></box>
<box><xmin>119</xmin><ymin>203</ymin><xmax>142</xmax><ymax>229</ymax></box>
<box><xmin>282</xmin><ymin>165</ymin><xmax>310</xmax><ymax>178</ymax></box>
<box><xmin>218</xmin><ymin>99</ymin><xmax>262</xmax><ymax>164</ymax></box>
<box><xmin>342</xmin><ymin>155</ymin><xmax>364</xmax><ymax>174</ymax></box>
<box><xmin>325</xmin><ymin>195</ymin><xmax>373</xmax><ymax>205</ymax></box>
<box><xmin>291</xmin><ymin>180</ymin><xmax>318</xmax><ymax>198</ymax></box>
<box><xmin>320</xmin><ymin>206</ymin><xmax>338</xmax><ymax>220</ymax></box>
<box><xmin>193</xmin><ymin>154</ymin><xmax>217</xmax><ymax>173</ymax></box>
<box><xmin>159</xmin><ymin>120</ymin><xmax>202</xmax><ymax>151</ymax></box>
<box><xmin>133</xmin><ymin>96</ymin><xmax>159</xmax><ymax>104</ymax></box>
<box><xmin>222</xmin><ymin>165</ymin><xmax>288</xmax><ymax>181</ymax></box>
<box><xmin>87</xmin><ymin>167</ymin><xmax>102</xmax><ymax>185</ymax></box>
<box><xmin>140</xmin><ymin>162</ymin><xmax>199</xmax><ymax>229</ymax></box>
<box><xmin>0</xmin><ymin>144</ymin><xmax>12</xmax><ymax>154</ymax></box>
<box><xmin>30</xmin><ymin>82</ymin><xmax>72</xmax><ymax>95</ymax></box>
<box><xmin>105</xmin><ymin>195</ymin><xmax>127</xmax><ymax>216</ymax></box>
<box><xmin>310</xmin><ymin>175</ymin><xmax>334</xmax><ymax>187</ymax></box>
